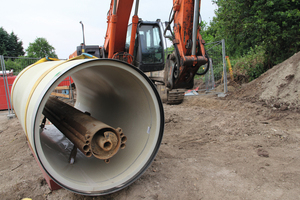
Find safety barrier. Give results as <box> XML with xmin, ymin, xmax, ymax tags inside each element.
<box><xmin>0</xmin><ymin>56</ymin><xmax>41</xmax><ymax>115</ymax></box>
<box><xmin>187</xmin><ymin>39</ymin><xmax>228</xmax><ymax>96</ymax></box>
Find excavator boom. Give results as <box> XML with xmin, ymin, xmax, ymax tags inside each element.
<box><xmin>104</xmin><ymin>0</ymin><xmax>135</xmax><ymax>58</ymax></box>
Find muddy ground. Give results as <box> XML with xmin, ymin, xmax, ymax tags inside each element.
<box><xmin>1</xmin><ymin>52</ymin><xmax>300</xmax><ymax>199</ymax></box>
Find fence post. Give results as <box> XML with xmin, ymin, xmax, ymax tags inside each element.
<box><xmin>0</xmin><ymin>55</ymin><xmax>15</xmax><ymax>118</ymax></box>
<box><xmin>209</xmin><ymin>58</ymin><xmax>215</xmax><ymax>90</ymax></box>
<box><xmin>204</xmin><ymin>58</ymin><xmax>215</xmax><ymax>91</ymax></box>
<box><xmin>222</xmin><ymin>39</ymin><xmax>228</xmax><ymax>94</ymax></box>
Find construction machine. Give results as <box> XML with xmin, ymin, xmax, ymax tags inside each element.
<box><xmin>12</xmin><ymin>0</ymin><xmax>209</xmax><ymax>196</ymax></box>
<box><xmin>70</xmin><ymin>0</ymin><xmax>209</xmax><ymax>104</ymax></box>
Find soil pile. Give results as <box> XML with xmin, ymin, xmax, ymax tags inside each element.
<box><xmin>231</xmin><ymin>51</ymin><xmax>300</xmax><ymax>111</ymax></box>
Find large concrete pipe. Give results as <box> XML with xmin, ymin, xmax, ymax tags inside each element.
<box><xmin>11</xmin><ymin>58</ymin><xmax>164</xmax><ymax>195</ymax></box>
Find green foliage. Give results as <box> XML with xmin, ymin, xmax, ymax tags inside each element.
<box><xmin>26</xmin><ymin>37</ymin><xmax>57</xmax><ymax>58</ymax></box>
<box><xmin>200</xmin><ymin>21</ymin><xmax>215</xmax><ymax>45</ymax></box>
<box><xmin>4</xmin><ymin>59</ymin><xmax>22</xmax><ymax>74</ymax></box>
<box><xmin>166</xmin><ymin>45</ymin><xmax>174</xmax><ymax>54</ymax></box>
<box><xmin>232</xmin><ymin>45</ymin><xmax>266</xmax><ymax>81</ymax></box>
<box><xmin>4</xmin><ymin>57</ymin><xmax>40</xmax><ymax>74</ymax></box>
<box><xmin>0</xmin><ymin>27</ymin><xmax>25</xmax><ymax>57</ymax></box>
<box><xmin>208</xmin><ymin>0</ymin><xmax>300</xmax><ymax>67</ymax></box>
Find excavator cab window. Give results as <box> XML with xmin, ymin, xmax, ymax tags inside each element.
<box><xmin>129</xmin><ymin>22</ymin><xmax>164</xmax><ymax>72</ymax></box>
<box><xmin>126</xmin><ymin>21</ymin><xmax>164</xmax><ymax>72</ymax></box>
<box><xmin>125</xmin><ymin>24</ymin><xmax>132</xmax><ymax>50</ymax></box>
<box><xmin>139</xmin><ymin>25</ymin><xmax>163</xmax><ymax>64</ymax></box>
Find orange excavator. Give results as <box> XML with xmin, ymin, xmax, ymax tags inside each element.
<box><xmin>70</xmin><ymin>0</ymin><xmax>209</xmax><ymax>104</ymax></box>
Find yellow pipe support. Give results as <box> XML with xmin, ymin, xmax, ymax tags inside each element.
<box><xmin>225</xmin><ymin>56</ymin><xmax>234</xmax><ymax>81</ymax></box>
<box><xmin>11</xmin><ymin>58</ymin><xmax>164</xmax><ymax>195</ymax></box>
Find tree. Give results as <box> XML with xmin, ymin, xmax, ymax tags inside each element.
<box><xmin>200</xmin><ymin>21</ymin><xmax>214</xmax><ymax>45</ymax></box>
<box><xmin>26</xmin><ymin>37</ymin><xmax>57</xmax><ymax>58</ymax></box>
<box><xmin>0</xmin><ymin>27</ymin><xmax>25</xmax><ymax>57</ymax></box>
<box><xmin>208</xmin><ymin>0</ymin><xmax>300</xmax><ymax>66</ymax></box>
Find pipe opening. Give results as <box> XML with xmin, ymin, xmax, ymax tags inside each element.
<box><xmin>121</xmin><ymin>136</ymin><xmax>127</xmax><ymax>143</ymax></box>
<box><xmin>13</xmin><ymin>59</ymin><xmax>164</xmax><ymax>195</ymax></box>
<box><xmin>104</xmin><ymin>141</ymin><xmax>112</xmax><ymax>149</ymax></box>
<box><xmin>86</xmin><ymin>151</ymin><xmax>92</xmax><ymax>157</ymax></box>
<box><xmin>83</xmin><ymin>145</ymin><xmax>89</xmax><ymax>152</ymax></box>
<box><xmin>120</xmin><ymin>143</ymin><xmax>126</xmax><ymax>149</ymax></box>
<box><xmin>85</xmin><ymin>135</ymin><xmax>91</xmax><ymax>140</ymax></box>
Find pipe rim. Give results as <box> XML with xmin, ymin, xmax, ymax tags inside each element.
<box><xmin>31</xmin><ymin>59</ymin><xmax>164</xmax><ymax>195</ymax></box>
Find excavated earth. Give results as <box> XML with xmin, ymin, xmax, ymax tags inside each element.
<box><xmin>1</xmin><ymin>52</ymin><xmax>300</xmax><ymax>199</ymax></box>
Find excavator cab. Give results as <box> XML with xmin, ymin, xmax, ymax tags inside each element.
<box><xmin>126</xmin><ymin>20</ymin><xmax>165</xmax><ymax>72</ymax></box>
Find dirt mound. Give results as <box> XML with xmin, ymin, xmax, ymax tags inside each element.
<box><xmin>231</xmin><ymin>51</ymin><xmax>300</xmax><ymax>111</ymax></box>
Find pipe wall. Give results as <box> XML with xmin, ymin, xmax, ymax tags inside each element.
<box><xmin>11</xmin><ymin>58</ymin><xmax>164</xmax><ymax>195</ymax></box>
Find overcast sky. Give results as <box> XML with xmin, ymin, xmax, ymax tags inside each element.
<box><xmin>1</xmin><ymin>0</ymin><xmax>217</xmax><ymax>59</ymax></box>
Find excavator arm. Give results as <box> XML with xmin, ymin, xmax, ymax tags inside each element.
<box><xmin>164</xmin><ymin>0</ymin><xmax>208</xmax><ymax>89</ymax></box>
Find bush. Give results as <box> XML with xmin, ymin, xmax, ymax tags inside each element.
<box><xmin>4</xmin><ymin>57</ymin><xmax>40</xmax><ymax>75</ymax></box>
<box><xmin>5</xmin><ymin>59</ymin><xmax>22</xmax><ymax>74</ymax></box>
<box><xmin>232</xmin><ymin>45</ymin><xmax>266</xmax><ymax>82</ymax></box>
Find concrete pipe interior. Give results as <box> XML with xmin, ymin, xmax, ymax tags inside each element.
<box><xmin>12</xmin><ymin>59</ymin><xmax>164</xmax><ymax>195</ymax></box>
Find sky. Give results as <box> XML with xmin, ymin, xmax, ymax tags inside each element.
<box><xmin>1</xmin><ymin>0</ymin><xmax>217</xmax><ymax>59</ymax></box>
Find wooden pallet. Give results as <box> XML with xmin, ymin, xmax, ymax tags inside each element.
<box><xmin>51</xmin><ymin>86</ymin><xmax>71</xmax><ymax>98</ymax></box>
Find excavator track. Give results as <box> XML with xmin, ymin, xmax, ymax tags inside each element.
<box><xmin>166</xmin><ymin>89</ymin><xmax>185</xmax><ymax>104</ymax></box>
<box><xmin>156</xmin><ymin>84</ymin><xmax>185</xmax><ymax>104</ymax></box>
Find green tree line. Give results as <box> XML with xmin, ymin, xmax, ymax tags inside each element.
<box><xmin>201</xmin><ymin>0</ymin><xmax>300</xmax><ymax>81</ymax></box>
<box><xmin>0</xmin><ymin>27</ymin><xmax>24</xmax><ymax>57</ymax></box>
<box><xmin>0</xmin><ymin>27</ymin><xmax>57</xmax><ymax>74</ymax></box>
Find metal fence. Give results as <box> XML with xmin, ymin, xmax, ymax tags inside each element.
<box><xmin>195</xmin><ymin>39</ymin><xmax>228</xmax><ymax>96</ymax></box>
<box><xmin>0</xmin><ymin>55</ymin><xmax>28</xmax><ymax>117</ymax></box>
<box><xmin>2</xmin><ymin>56</ymin><xmax>41</xmax><ymax>75</ymax></box>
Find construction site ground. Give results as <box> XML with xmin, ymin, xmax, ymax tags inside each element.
<box><xmin>1</xmin><ymin>52</ymin><xmax>300</xmax><ymax>199</ymax></box>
